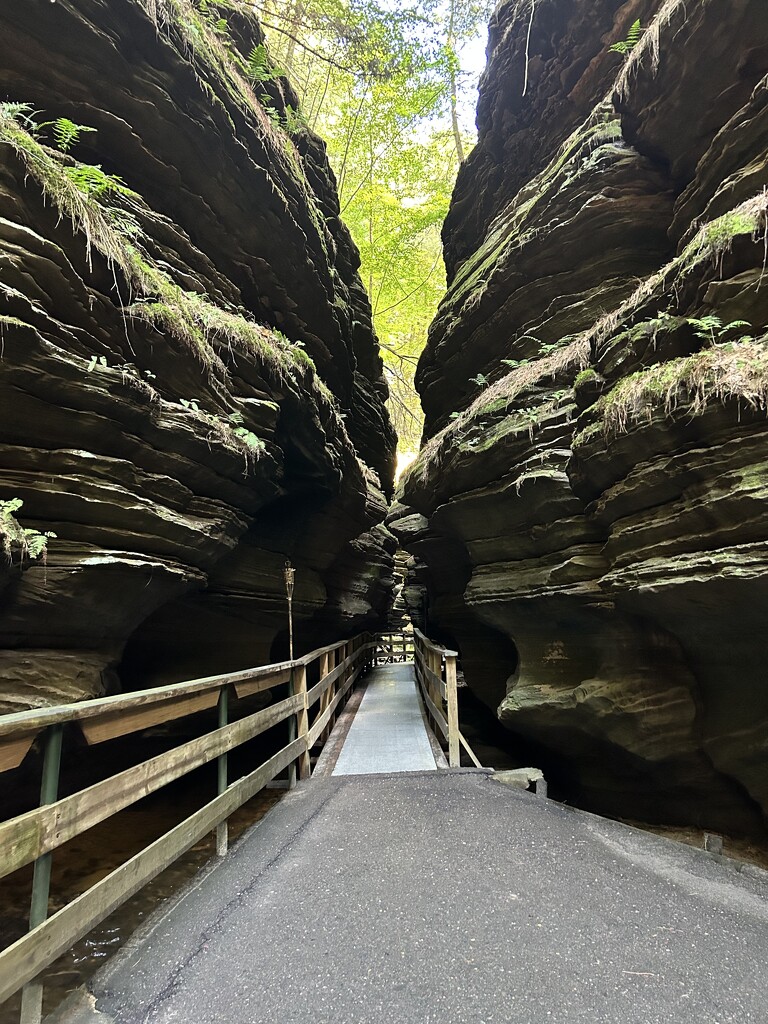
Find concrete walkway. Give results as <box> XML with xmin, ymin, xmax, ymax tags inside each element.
<box><xmin>52</xmin><ymin>772</ymin><xmax>768</xmax><ymax>1024</ymax></box>
<box><xmin>332</xmin><ymin>663</ymin><xmax>437</xmax><ymax>775</ymax></box>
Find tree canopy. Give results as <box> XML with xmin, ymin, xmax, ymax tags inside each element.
<box><xmin>256</xmin><ymin>0</ymin><xmax>493</xmax><ymax>458</ymax></box>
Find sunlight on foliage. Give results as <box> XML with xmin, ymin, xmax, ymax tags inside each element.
<box><xmin>257</xmin><ymin>0</ymin><xmax>494</xmax><ymax>454</ymax></box>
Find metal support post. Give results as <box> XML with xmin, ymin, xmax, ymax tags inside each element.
<box><xmin>20</xmin><ymin>724</ymin><xmax>64</xmax><ymax>1024</ymax></box>
<box><xmin>216</xmin><ymin>686</ymin><xmax>229</xmax><ymax>856</ymax></box>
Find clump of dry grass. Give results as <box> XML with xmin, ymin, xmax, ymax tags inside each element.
<box><xmin>129</xmin><ymin>280</ymin><xmax>315</xmax><ymax>380</ymax></box>
<box><xmin>588</xmin><ymin>338</ymin><xmax>768</xmax><ymax>438</ymax></box>
<box><xmin>407</xmin><ymin>336</ymin><xmax>589</xmax><ymax>486</ymax></box>
<box><xmin>0</xmin><ymin>106</ymin><xmax>345</xmax><ymax>445</ymax></box>
<box><xmin>614</xmin><ymin>0</ymin><xmax>685</xmax><ymax>101</ymax></box>
<box><xmin>589</xmin><ymin>191</ymin><xmax>768</xmax><ymax>355</ymax></box>
<box><xmin>407</xmin><ymin>187</ymin><xmax>768</xmax><ymax>489</ymax></box>
<box><xmin>0</xmin><ymin>108</ymin><xmax>149</xmax><ymax>288</ymax></box>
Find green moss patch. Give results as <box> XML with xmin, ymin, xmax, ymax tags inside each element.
<box><xmin>579</xmin><ymin>338</ymin><xmax>768</xmax><ymax>440</ymax></box>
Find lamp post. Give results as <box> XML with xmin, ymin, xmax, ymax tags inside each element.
<box><xmin>284</xmin><ymin>560</ymin><xmax>295</xmax><ymax>660</ymax></box>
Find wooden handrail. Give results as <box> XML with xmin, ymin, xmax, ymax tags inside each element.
<box><xmin>0</xmin><ymin>693</ymin><xmax>304</xmax><ymax>881</ymax></box>
<box><xmin>412</xmin><ymin>626</ymin><xmax>458</xmax><ymax>659</ymax></box>
<box><xmin>0</xmin><ymin>631</ymin><xmax>378</xmax><ymax>1018</ymax></box>
<box><xmin>412</xmin><ymin>629</ymin><xmax>481</xmax><ymax>770</ymax></box>
<box><xmin>0</xmin><ymin>639</ymin><xmax>379</xmax><ymax>773</ymax></box>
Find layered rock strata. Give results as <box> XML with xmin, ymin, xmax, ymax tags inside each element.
<box><xmin>0</xmin><ymin>0</ymin><xmax>396</xmax><ymax>711</ymax></box>
<box><xmin>395</xmin><ymin>0</ymin><xmax>768</xmax><ymax>833</ymax></box>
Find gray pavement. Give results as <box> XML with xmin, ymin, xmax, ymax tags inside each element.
<box><xmin>53</xmin><ymin>771</ymin><xmax>768</xmax><ymax>1024</ymax></box>
<box><xmin>332</xmin><ymin>663</ymin><xmax>436</xmax><ymax>775</ymax></box>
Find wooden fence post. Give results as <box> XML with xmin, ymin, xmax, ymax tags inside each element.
<box><xmin>445</xmin><ymin>654</ymin><xmax>459</xmax><ymax>768</ymax></box>
<box><xmin>295</xmin><ymin>664</ymin><xmax>310</xmax><ymax>781</ymax></box>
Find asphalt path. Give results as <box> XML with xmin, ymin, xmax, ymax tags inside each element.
<box><xmin>52</xmin><ymin>770</ymin><xmax>768</xmax><ymax>1024</ymax></box>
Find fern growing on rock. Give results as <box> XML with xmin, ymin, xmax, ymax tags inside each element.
<box><xmin>609</xmin><ymin>19</ymin><xmax>643</xmax><ymax>56</ymax></box>
<box><xmin>41</xmin><ymin>116</ymin><xmax>97</xmax><ymax>153</ymax></box>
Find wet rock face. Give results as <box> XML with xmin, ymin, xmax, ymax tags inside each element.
<box><xmin>0</xmin><ymin>0</ymin><xmax>396</xmax><ymax>710</ymax></box>
<box><xmin>396</xmin><ymin>0</ymin><xmax>768</xmax><ymax>833</ymax></box>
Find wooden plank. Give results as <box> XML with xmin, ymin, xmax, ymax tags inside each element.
<box><xmin>0</xmin><ymin>733</ymin><xmax>38</xmax><ymax>773</ymax></box>
<box><xmin>0</xmin><ymin>695</ymin><xmax>302</xmax><ymax>880</ymax></box>
<box><xmin>0</xmin><ymin>662</ymin><xmax>300</xmax><ymax>740</ymax></box>
<box><xmin>292</xmin><ymin>666</ymin><xmax>310</xmax><ymax>781</ymax></box>
<box><xmin>424</xmin><ymin>664</ymin><xmax>446</xmax><ymax>701</ymax></box>
<box><xmin>412</xmin><ymin>626</ymin><xmax>458</xmax><ymax>659</ymax></box>
<box><xmin>80</xmin><ymin>690</ymin><xmax>221</xmax><ymax>744</ymax></box>
<box><xmin>413</xmin><ymin>646</ymin><xmax>444</xmax><ymax>696</ymax></box>
<box><xmin>296</xmin><ymin>637</ymin><xmax>350</xmax><ymax>667</ymax></box>
<box><xmin>0</xmin><ymin>736</ymin><xmax>305</xmax><ymax>1006</ymax></box>
<box><xmin>307</xmin><ymin>666</ymin><xmax>361</xmax><ymax>747</ymax></box>
<box><xmin>308</xmin><ymin>673</ymin><xmax>349</xmax><ymax>748</ymax></box>
<box><xmin>316</xmin><ymin>652</ymin><xmax>330</xmax><ymax>711</ymax></box>
<box><xmin>459</xmin><ymin>730</ymin><xmax>483</xmax><ymax>769</ymax></box>
<box><xmin>426</xmin><ymin>648</ymin><xmax>442</xmax><ymax>736</ymax></box>
<box><xmin>445</xmin><ymin>655</ymin><xmax>459</xmax><ymax>769</ymax></box>
<box><xmin>306</xmin><ymin>652</ymin><xmax>356</xmax><ymax>706</ymax></box>
<box><xmin>0</xmin><ymin>632</ymin><xmax>369</xmax><ymax>756</ymax></box>
<box><xmin>235</xmin><ymin>668</ymin><xmax>291</xmax><ymax>698</ymax></box>
<box><xmin>418</xmin><ymin>681</ymin><xmax>448</xmax><ymax>739</ymax></box>
<box><xmin>414</xmin><ymin>657</ymin><xmax>442</xmax><ymax>703</ymax></box>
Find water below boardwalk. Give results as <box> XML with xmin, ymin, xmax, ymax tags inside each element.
<box><xmin>0</xmin><ymin>789</ymin><xmax>282</xmax><ymax>1024</ymax></box>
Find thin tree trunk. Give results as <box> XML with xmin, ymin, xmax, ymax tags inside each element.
<box><xmin>284</xmin><ymin>0</ymin><xmax>305</xmax><ymax>69</ymax></box>
<box><xmin>447</xmin><ymin>0</ymin><xmax>465</xmax><ymax>163</ymax></box>
<box><xmin>368</xmin><ymin>126</ymin><xmax>375</xmax><ymax>299</ymax></box>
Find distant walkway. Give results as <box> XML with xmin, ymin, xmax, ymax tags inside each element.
<box><xmin>333</xmin><ymin>663</ymin><xmax>437</xmax><ymax>775</ymax></box>
<box><xmin>54</xmin><ymin>772</ymin><xmax>768</xmax><ymax>1024</ymax></box>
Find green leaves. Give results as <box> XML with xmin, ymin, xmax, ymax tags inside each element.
<box><xmin>64</xmin><ymin>164</ymin><xmax>136</xmax><ymax>199</ymax></box>
<box><xmin>255</xmin><ymin>0</ymin><xmax>495</xmax><ymax>453</ymax></box>
<box><xmin>609</xmin><ymin>19</ymin><xmax>643</xmax><ymax>56</ymax></box>
<box><xmin>0</xmin><ymin>102</ymin><xmax>36</xmax><ymax>127</ymax></box>
<box><xmin>284</xmin><ymin>105</ymin><xmax>308</xmax><ymax>134</ymax></box>
<box><xmin>687</xmin><ymin>316</ymin><xmax>752</xmax><ymax>345</ymax></box>
<box><xmin>32</xmin><ymin>115</ymin><xmax>97</xmax><ymax>153</ymax></box>
<box><xmin>0</xmin><ymin>498</ymin><xmax>23</xmax><ymax>517</ymax></box>
<box><xmin>232</xmin><ymin>426</ymin><xmax>266</xmax><ymax>453</ymax></box>
<box><xmin>246</xmin><ymin>44</ymin><xmax>285</xmax><ymax>84</ymax></box>
<box><xmin>46</xmin><ymin>117</ymin><xmax>97</xmax><ymax>153</ymax></box>
<box><xmin>0</xmin><ymin>498</ymin><xmax>56</xmax><ymax>563</ymax></box>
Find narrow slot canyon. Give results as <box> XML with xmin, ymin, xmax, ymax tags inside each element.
<box><xmin>2</xmin><ymin>1</ymin><xmax>768</xmax><ymax>1018</ymax></box>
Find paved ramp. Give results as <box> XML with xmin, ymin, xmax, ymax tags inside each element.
<box><xmin>332</xmin><ymin>663</ymin><xmax>437</xmax><ymax>775</ymax></box>
<box><xmin>52</xmin><ymin>771</ymin><xmax>768</xmax><ymax>1024</ymax></box>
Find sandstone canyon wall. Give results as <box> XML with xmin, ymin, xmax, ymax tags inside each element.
<box><xmin>0</xmin><ymin>0</ymin><xmax>397</xmax><ymax>712</ymax></box>
<box><xmin>393</xmin><ymin>0</ymin><xmax>768</xmax><ymax>833</ymax></box>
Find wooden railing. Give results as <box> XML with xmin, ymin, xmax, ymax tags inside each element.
<box><xmin>0</xmin><ymin>632</ymin><xmax>375</xmax><ymax>1020</ymax></box>
<box><xmin>372</xmin><ymin>630</ymin><xmax>415</xmax><ymax>664</ymax></box>
<box><xmin>413</xmin><ymin>628</ymin><xmax>482</xmax><ymax>771</ymax></box>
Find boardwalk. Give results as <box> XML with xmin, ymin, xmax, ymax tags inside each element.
<box><xmin>332</xmin><ymin>664</ymin><xmax>437</xmax><ymax>775</ymax></box>
<box><xmin>50</xmin><ymin>664</ymin><xmax>768</xmax><ymax>1024</ymax></box>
